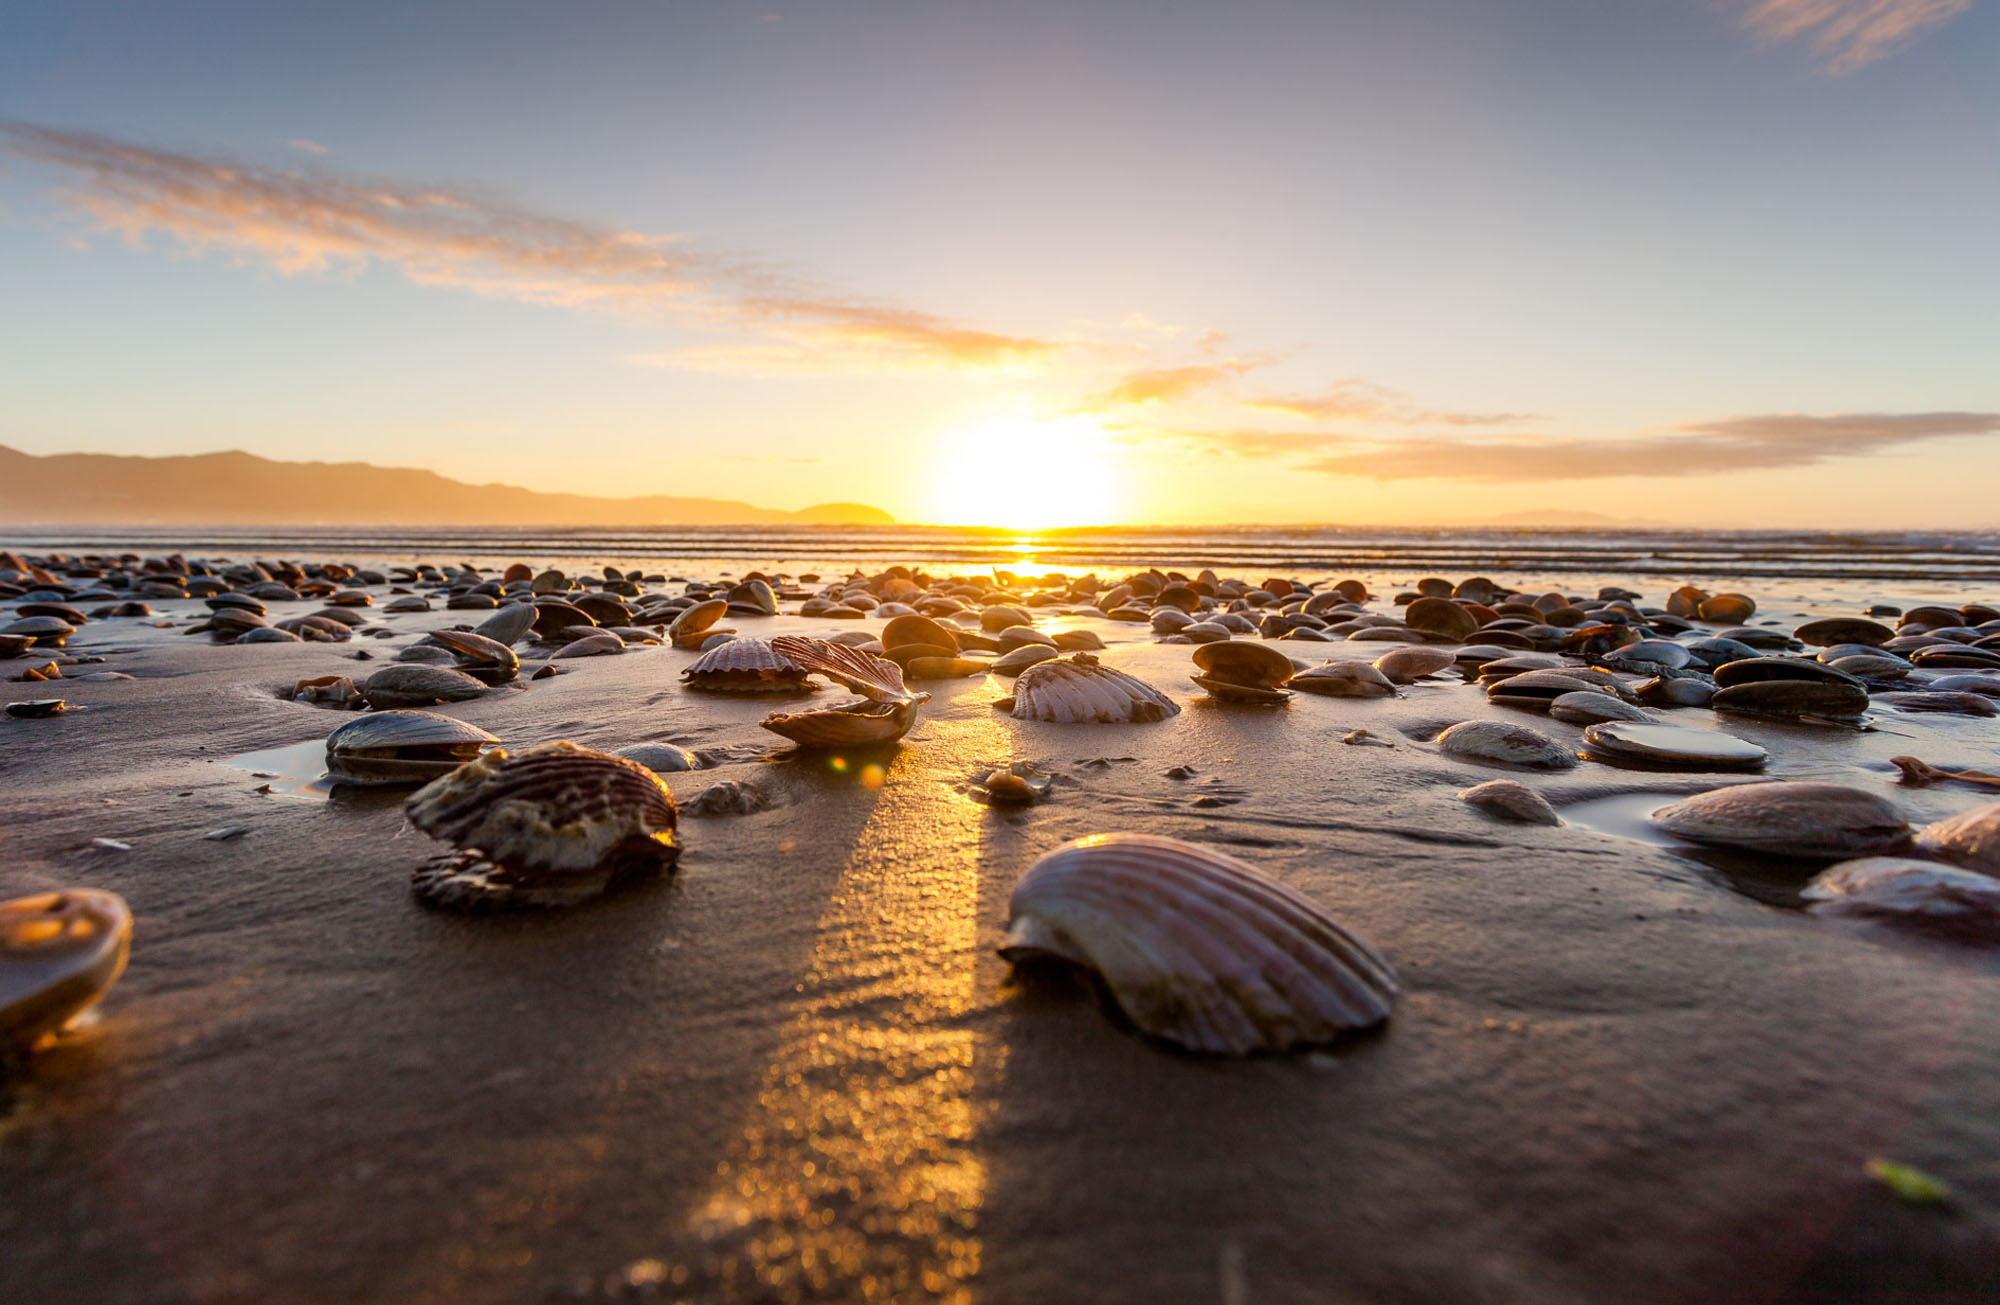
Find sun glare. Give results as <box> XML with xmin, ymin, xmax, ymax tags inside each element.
<box><xmin>929</xmin><ymin>415</ymin><xmax>1120</xmax><ymax>529</ymax></box>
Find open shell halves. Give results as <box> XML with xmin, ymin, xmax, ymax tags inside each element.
<box><xmin>998</xmin><ymin>653</ymin><xmax>1180</xmax><ymax>723</ymax></box>
<box><xmin>999</xmin><ymin>833</ymin><xmax>1397</xmax><ymax>1054</ymax></box>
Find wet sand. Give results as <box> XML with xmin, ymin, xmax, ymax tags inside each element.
<box><xmin>4</xmin><ymin>584</ymin><xmax>2000</xmax><ymax>1304</ymax></box>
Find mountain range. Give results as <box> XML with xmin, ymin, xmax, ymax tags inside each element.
<box><xmin>0</xmin><ymin>446</ymin><xmax>893</xmax><ymax>526</ymax></box>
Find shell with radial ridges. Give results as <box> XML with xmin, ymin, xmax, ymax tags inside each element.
<box><xmin>1000</xmin><ymin>653</ymin><xmax>1180</xmax><ymax>723</ymax></box>
<box><xmin>999</xmin><ymin>833</ymin><xmax>1397</xmax><ymax>1054</ymax></box>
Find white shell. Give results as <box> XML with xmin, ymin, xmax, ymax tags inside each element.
<box><xmin>1003</xmin><ymin>654</ymin><xmax>1180</xmax><ymax>723</ymax></box>
<box><xmin>999</xmin><ymin>834</ymin><xmax>1396</xmax><ymax>1054</ymax></box>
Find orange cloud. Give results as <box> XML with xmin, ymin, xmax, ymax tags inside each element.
<box><xmin>1246</xmin><ymin>380</ymin><xmax>1533</xmax><ymax>426</ymax></box>
<box><xmin>0</xmin><ymin>121</ymin><xmax>1061</xmax><ymax>374</ymax></box>
<box><xmin>1082</xmin><ymin>356</ymin><xmax>1269</xmax><ymax>409</ymax></box>
<box><xmin>1732</xmin><ymin>0</ymin><xmax>1970</xmax><ymax>73</ymax></box>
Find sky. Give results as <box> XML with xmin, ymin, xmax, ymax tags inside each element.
<box><xmin>1</xmin><ymin>0</ymin><xmax>1996</xmax><ymax>528</ymax></box>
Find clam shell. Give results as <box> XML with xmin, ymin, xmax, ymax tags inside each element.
<box><xmin>991</xmin><ymin>644</ymin><xmax>1060</xmax><ymax>676</ymax></box>
<box><xmin>1636</xmin><ymin>675</ymin><xmax>1715</xmax><ymax>708</ymax></box>
<box><xmin>1436</xmin><ymin>720</ymin><xmax>1577</xmax><ymax>770</ymax></box>
<box><xmin>881</xmin><ymin>613</ymin><xmax>960</xmax><ymax>653</ymax></box>
<box><xmin>1711</xmin><ymin>678</ymin><xmax>1869</xmax><ymax>719</ymax></box>
<box><xmin>1191</xmin><ymin>639</ymin><xmax>1295</xmax><ymax>689</ymax></box>
<box><xmin>551</xmin><ymin>631</ymin><xmax>626</xmax><ymax>658</ymax></box>
<box><xmin>725</xmin><ymin>580</ymin><xmax>777</xmax><ymax>616</ymax></box>
<box><xmin>681</xmin><ymin>637</ymin><xmax>811</xmax><ymax>693</ymax></box>
<box><xmin>1580</xmin><ymin>722</ymin><xmax>1768</xmax><ymax>770</ymax></box>
<box><xmin>1289</xmin><ymin>661</ymin><xmax>1396</xmax><ymax>698</ymax></box>
<box><xmin>426</xmin><ymin>629</ymin><xmax>520</xmax><ymax>683</ymax></box>
<box><xmin>998</xmin><ymin>833</ymin><xmax>1397</xmax><ymax>1054</ymax></box>
<box><xmin>472</xmin><ymin>603</ymin><xmax>538</xmax><ymax>646</ymax></box>
<box><xmin>762</xmin><ymin>698</ymin><xmax>920</xmax><ymax>748</ymax></box>
<box><xmin>1803</xmin><ymin>857</ymin><xmax>2000</xmax><ymax>935</ymax></box>
<box><xmin>1003</xmin><ymin>654</ymin><xmax>1180</xmax><ymax>723</ymax></box>
<box><xmin>1372</xmin><ymin>646</ymin><xmax>1456</xmax><ymax>684</ymax></box>
<box><xmin>614</xmin><ymin>742</ymin><xmax>702</xmax><ymax>773</ymax></box>
<box><xmin>1189</xmin><ymin>675</ymin><xmax>1290</xmax><ymax>704</ymax></box>
<box><xmin>666</xmin><ymin>598</ymin><xmax>728</xmax><ymax>644</ymax></box>
<box><xmin>405</xmin><ymin>741</ymin><xmax>679</xmax><ymax>909</ymax></box>
<box><xmin>360</xmin><ymin>663</ymin><xmax>490</xmax><ymax>710</ymax></box>
<box><xmin>1</xmin><ymin>889</ymin><xmax>132</xmax><ymax>1050</ymax></box>
<box><xmin>1457</xmin><ymin>779</ymin><xmax>1561</xmax><ymax>825</ymax></box>
<box><xmin>1794</xmin><ymin>617</ymin><xmax>1894</xmax><ymax>648</ymax></box>
<box><xmin>1404</xmin><ymin>597</ymin><xmax>1478</xmax><ymax>641</ymax></box>
<box><xmin>1914</xmin><ymin>801</ymin><xmax>2000</xmax><ymax>874</ymax></box>
<box><xmin>326</xmin><ymin>710</ymin><xmax>499</xmax><ymax>786</ymax></box>
<box><xmin>1651</xmin><ymin>782</ymin><xmax>1910</xmax><ymax>857</ymax></box>
<box><xmin>1052</xmin><ymin>630</ymin><xmax>1106</xmax><ymax>652</ymax></box>
<box><xmin>1548</xmin><ymin>691</ymin><xmax>1653</xmax><ymax>726</ymax></box>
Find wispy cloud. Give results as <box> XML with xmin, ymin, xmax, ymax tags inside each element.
<box><xmin>1732</xmin><ymin>0</ymin><xmax>1970</xmax><ymax>73</ymax></box>
<box><xmin>1246</xmin><ymin>379</ymin><xmax>1534</xmax><ymax>427</ymax></box>
<box><xmin>287</xmin><ymin>138</ymin><xmax>327</xmax><ymax>155</ymax></box>
<box><xmin>0</xmin><ymin>121</ymin><xmax>1060</xmax><ymax>374</ymax></box>
<box><xmin>1082</xmin><ymin>356</ymin><xmax>1269</xmax><ymax>409</ymax></box>
<box><xmin>1288</xmin><ymin>411</ymin><xmax>2000</xmax><ymax>480</ymax></box>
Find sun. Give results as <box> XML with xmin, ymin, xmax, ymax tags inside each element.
<box><xmin>928</xmin><ymin>415</ymin><xmax>1121</xmax><ymax>529</ymax></box>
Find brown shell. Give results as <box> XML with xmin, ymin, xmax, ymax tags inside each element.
<box><xmin>769</xmin><ymin>635</ymin><xmax>922</xmax><ymax>705</ymax></box>
<box><xmin>1191</xmin><ymin>639</ymin><xmax>1296</xmax><ymax>689</ymax></box>
<box><xmin>681</xmin><ymin>637</ymin><xmax>811</xmax><ymax>692</ymax></box>
<box><xmin>761</xmin><ymin>699</ymin><xmax>920</xmax><ymax>748</ymax></box>
<box><xmin>2</xmin><ymin>889</ymin><xmax>132</xmax><ymax>1050</ymax></box>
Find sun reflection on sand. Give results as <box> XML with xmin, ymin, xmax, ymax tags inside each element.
<box><xmin>669</xmin><ymin>719</ymin><xmax>1004</xmax><ymax>1301</ymax></box>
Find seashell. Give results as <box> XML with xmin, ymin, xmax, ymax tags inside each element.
<box><xmin>1666</xmin><ymin>586</ymin><xmax>1708</xmax><ymax>618</ymax></box>
<box><xmin>1712</xmin><ymin>678</ymin><xmax>1868</xmax><ymax>720</ymax></box>
<box><xmin>1179</xmin><ymin>620</ymin><xmax>1232</xmax><ymax>642</ymax></box>
<box><xmin>881</xmin><ymin>613</ymin><xmax>961</xmax><ymax>653</ymax></box>
<box><xmin>384</xmin><ymin>595</ymin><xmax>431</xmax><ymax>613</ymax></box>
<box><xmin>473</xmin><ymin>603</ymin><xmax>538</xmax><ymax>646</ymax></box>
<box><xmin>1916</xmin><ymin>674</ymin><xmax>2000</xmax><ymax>698</ymax></box>
<box><xmin>1372</xmin><ymin>645</ymin><xmax>1455</xmax><ymax>684</ymax></box>
<box><xmin>1829</xmin><ymin>654</ymin><xmax>1912</xmax><ymax>682</ymax></box>
<box><xmin>1404</xmin><ymin>597</ymin><xmax>1478</xmax><ymax>641</ymax></box>
<box><xmin>1696</xmin><ymin>593</ymin><xmax>1755</xmax><ymax>623</ymax></box>
<box><xmin>1795</xmin><ymin>617</ymin><xmax>1894</xmax><ymax>648</ymax></box>
<box><xmin>1486</xmin><ymin>668</ymin><xmax>1616</xmax><ymax>710</ymax></box>
<box><xmin>1580</xmin><ymin>721</ymin><xmax>1768</xmax><ymax>770</ymax></box>
<box><xmin>405</xmin><ymin>741</ymin><xmax>679</xmax><ymax>909</ymax></box>
<box><xmin>397</xmin><ymin>644</ymin><xmax>458</xmax><ymax>665</ymax></box>
<box><xmin>2</xmin><ymin>615</ymin><xmax>75</xmax><ymax>646</ymax></box>
<box><xmin>760</xmin><ymin>636</ymin><xmax>929</xmax><ymax>747</ymax></box>
<box><xmin>6</xmin><ymin>699</ymin><xmax>66</xmax><ymax>718</ymax></box>
<box><xmin>992</xmin><ymin>644</ymin><xmax>1060</xmax><ymax>676</ymax></box>
<box><xmin>1052</xmin><ymin>629</ymin><xmax>1106</xmax><ymax>652</ymax></box>
<box><xmin>1192</xmin><ymin>639</ymin><xmax>1295</xmax><ymax>690</ymax></box>
<box><xmin>1000</xmin><ymin>653</ymin><xmax>1180</xmax><ymax>723</ymax></box>
<box><xmin>293</xmin><ymin>674</ymin><xmax>362</xmax><ymax>708</ymax></box>
<box><xmin>981</xmin><ymin>604</ymin><xmax>1034</xmax><ymax>631</ymax></box>
<box><xmin>977</xmin><ymin>763</ymin><xmax>1053</xmax><ymax>805</ymax></box>
<box><xmin>1910</xmin><ymin>645</ymin><xmax>2000</xmax><ymax>670</ymax></box>
<box><xmin>426</xmin><ymin>629</ymin><xmax>520</xmax><ymax>684</ymax></box>
<box><xmin>1189</xmin><ymin>675</ymin><xmax>1290</xmax><ymax>704</ymax></box>
<box><xmin>360</xmin><ymin>663</ymin><xmax>490</xmax><ymax>710</ymax></box>
<box><xmin>1651</xmin><ymin>782</ymin><xmax>1909</xmax><ymax>857</ymax></box>
<box><xmin>2</xmin><ymin>890</ymin><xmax>132</xmax><ymax>1050</ymax></box>
<box><xmin>770</xmin><ymin>636</ymin><xmax>919</xmax><ymax>704</ymax></box>
<box><xmin>682</xmin><ymin>779</ymin><xmax>770</xmax><ymax>816</ymax></box>
<box><xmin>1713</xmin><ymin>657</ymin><xmax>1861</xmax><ymax>688</ymax></box>
<box><xmin>997</xmin><ymin>833</ymin><xmax>1397</xmax><ymax>1054</ymax></box>
<box><xmin>551</xmin><ymin>631</ymin><xmax>626</xmax><ymax>658</ymax></box>
<box><xmin>1436</xmin><ymin>720</ymin><xmax>1577</xmax><ymax>770</ymax></box>
<box><xmin>1457</xmin><ymin>779</ymin><xmax>1562</xmax><ymax>825</ymax></box>
<box><xmin>1548</xmin><ymin>691</ymin><xmax>1653</xmax><ymax>726</ymax></box>
<box><xmin>1289</xmin><ymin>661</ymin><xmax>1396</xmax><ymax>698</ymax></box>
<box><xmin>1635</xmin><ymin>675</ymin><xmax>1715</xmax><ymax>708</ymax></box>
<box><xmin>1151</xmin><ymin>608</ymin><xmax>1196</xmax><ymax>635</ymax></box>
<box><xmin>905</xmin><ymin>656</ymin><xmax>992</xmax><ymax>680</ymax></box>
<box><xmin>614</xmin><ymin>742</ymin><xmax>702</xmax><ymax>773</ymax></box>
<box><xmin>530</xmin><ymin>600</ymin><xmax>595</xmax><ymax>639</ymax></box>
<box><xmin>681</xmin><ymin>637</ymin><xmax>812</xmax><ymax>693</ymax></box>
<box><xmin>1803</xmin><ymin>858</ymin><xmax>2000</xmax><ymax>936</ymax></box>
<box><xmin>1874</xmin><ymin>691</ymin><xmax>1999</xmax><ymax>717</ymax></box>
<box><xmin>326</xmin><ymin>709</ymin><xmax>499</xmax><ymax>786</ymax></box>
<box><xmin>1620</xmin><ymin>639</ymin><xmax>1693</xmax><ymax>669</ymax></box>
<box><xmin>1913</xmin><ymin>801</ymin><xmax>2000</xmax><ymax>875</ymax></box>
<box><xmin>275</xmin><ymin>614</ymin><xmax>351</xmax><ymax>642</ymax></box>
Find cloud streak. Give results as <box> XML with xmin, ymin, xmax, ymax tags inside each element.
<box><xmin>1082</xmin><ymin>356</ymin><xmax>1269</xmax><ymax>409</ymax></box>
<box><xmin>0</xmin><ymin>121</ymin><xmax>1059</xmax><ymax>373</ymax></box>
<box><xmin>1148</xmin><ymin>411</ymin><xmax>2000</xmax><ymax>480</ymax></box>
<box><xmin>1245</xmin><ymin>380</ymin><xmax>1533</xmax><ymax>427</ymax></box>
<box><xmin>1732</xmin><ymin>0</ymin><xmax>1970</xmax><ymax>73</ymax></box>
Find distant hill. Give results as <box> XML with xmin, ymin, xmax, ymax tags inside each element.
<box><xmin>0</xmin><ymin>446</ymin><xmax>894</xmax><ymax>526</ymax></box>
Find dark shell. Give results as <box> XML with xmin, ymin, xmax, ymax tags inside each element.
<box><xmin>2</xmin><ymin>889</ymin><xmax>132</xmax><ymax>1050</ymax></box>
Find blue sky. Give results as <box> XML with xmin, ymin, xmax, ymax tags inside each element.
<box><xmin>2</xmin><ymin>1</ymin><xmax>1996</xmax><ymax>526</ymax></box>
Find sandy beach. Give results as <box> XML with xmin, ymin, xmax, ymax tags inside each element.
<box><xmin>5</xmin><ymin>560</ymin><xmax>2000</xmax><ymax>1305</ymax></box>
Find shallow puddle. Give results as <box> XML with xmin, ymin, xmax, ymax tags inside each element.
<box><xmin>224</xmin><ymin>738</ymin><xmax>333</xmax><ymax>799</ymax></box>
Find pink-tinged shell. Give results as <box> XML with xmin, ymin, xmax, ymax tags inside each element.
<box><xmin>1915</xmin><ymin>801</ymin><xmax>2000</xmax><ymax>874</ymax></box>
<box><xmin>998</xmin><ymin>833</ymin><xmax>1397</xmax><ymax>1054</ymax></box>
<box><xmin>404</xmin><ymin>742</ymin><xmax>678</xmax><ymax>909</ymax></box>
<box><xmin>770</xmin><ymin>635</ymin><xmax>923</xmax><ymax>705</ymax></box>
<box><xmin>681</xmin><ymin>637</ymin><xmax>811</xmax><ymax>692</ymax></box>
<box><xmin>2</xmin><ymin>889</ymin><xmax>132</xmax><ymax>1050</ymax></box>
<box><xmin>1004</xmin><ymin>653</ymin><xmax>1180</xmax><ymax>723</ymax></box>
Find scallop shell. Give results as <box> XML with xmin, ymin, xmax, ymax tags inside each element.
<box><xmin>1914</xmin><ymin>801</ymin><xmax>2000</xmax><ymax>875</ymax></box>
<box><xmin>1651</xmin><ymin>782</ymin><xmax>1910</xmax><ymax>857</ymax></box>
<box><xmin>2</xmin><ymin>890</ymin><xmax>132</xmax><ymax>1050</ymax></box>
<box><xmin>998</xmin><ymin>834</ymin><xmax>1397</xmax><ymax>1054</ymax></box>
<box><xmin>405</xmin><ymin>741</ymin><xmax>679</xmax><ymax>910</ymax></box>
<box><xmin>326</xmin><ymin>710</ymin><xmax>499</xmax><ymax>786</ymax></box>
<box><xmin>1000</xmin><ymin>653</ymin><xmax>1180</xmax><ymax>723</ymax></box>
<box><xmin>681</xmin><ymin>637</ymin><xmax>811</xmax><ymax>693</ymax></box>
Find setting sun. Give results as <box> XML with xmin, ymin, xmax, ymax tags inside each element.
<box><xmin>927</xmin><ymin>414</ymin><xmax>1120</xmax><ymax>528</ymax></box>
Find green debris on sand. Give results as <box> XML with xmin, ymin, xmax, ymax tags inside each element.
<box><xmin>1866</xmin><ymin>1158</ymin><xmax>1950</xmax><ymax>1204</ymax></box>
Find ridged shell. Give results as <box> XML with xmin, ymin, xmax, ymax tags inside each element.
<box><xmin>770</xmin><ymin>635</ymin><xmax>921</xmax><ymax>705</ymax></box>
<box><xmin>1914</xmin><ymin>801</ymin><xmax>2000</xmax><ymax>874</ymax></box>
<box><xmin>1002</xmin><ymin>654</ymin><xmax>1180</xmax><ymax>723</ymax></box>
<box><xmin>360</xmin><ymin>663</ymin><xmax>490</xmax><ymax>709</ymax></box>
<box><xmin>998</xmin><ymin>834</ymin><xmax>1397</xmax><ymax>1054</ymax></box>
<box><xmin>1803</xmin><ymin>857</ymin><xmax>2000</xmax><ymax>935</ymax></box>
<box><xmin>1</xmin><ymin>889</ymin><xmax>132</xmax><ymax>1050</ymax></box>
<box><xmin>1651</xmin><ymin>782</ymin><xmax>1910</xmax><ymax>857</ymax></box>
<box><xmin>405</xmin><ymin>742</ymin><xmax>679</xmax><ymax>909</ymax></box>
<box><xmin>762</xmin><ymin>699</ymin><xmax>920</xmax><ymax>748</ymax></box>
<box><xmin>681</xmin><ymin>637</ymin><xmax>810</xmax><ymax>692</ymax></box>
